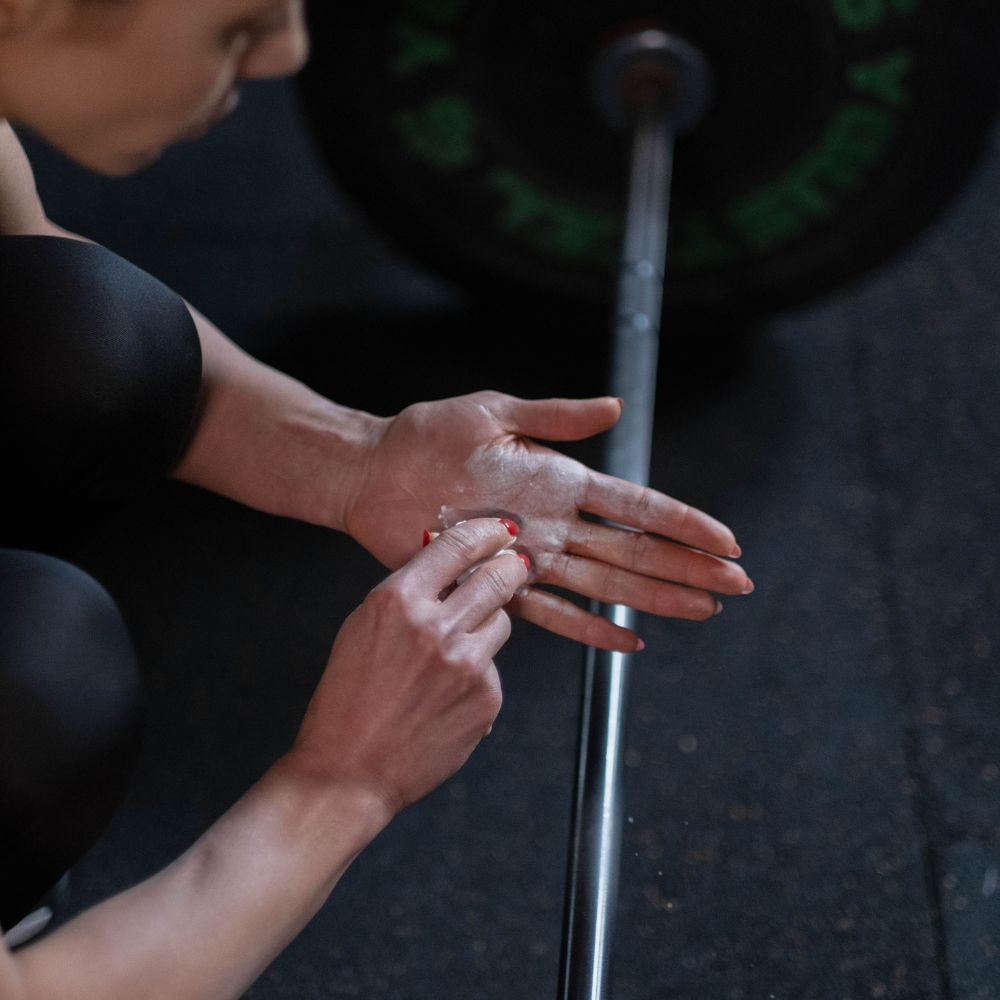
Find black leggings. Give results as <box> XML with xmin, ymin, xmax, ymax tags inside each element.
<box><xmin>0</xmin><ymin>236</ymin><xmax>202</xmax><ymax>930</ymax></box>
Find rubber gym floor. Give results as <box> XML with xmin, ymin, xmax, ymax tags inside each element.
<box><xmin>18</xmin><ymin>78</ymin><xmax>1000</xmax><ymax>999</ymax></box>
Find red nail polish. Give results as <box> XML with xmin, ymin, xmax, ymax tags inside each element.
<box><xmin>517</xmin><ymin>552</ymin><xmax>531</xmax><ymax>571</ymax></box>
<box><xmin>499</xmin><ymin>518</ymin><xmax>519</xmax><ymax>536</ymax></box>
<box><xmin>422</xmin><ymin>529</ymin><xmax>431</xmax><ymax>547</ymax></box>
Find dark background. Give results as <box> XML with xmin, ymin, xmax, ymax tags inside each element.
<box><xmin>18</xmin><ymin>72</ymin><xmax>1000</xmax><ymax>999</ymax></box>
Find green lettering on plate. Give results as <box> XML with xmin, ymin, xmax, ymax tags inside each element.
<box><xmin>390</xmin><ymin>22</ymin><xmax>456</xmax><ymax>76</ymax></box>
<box><xmin>402</xmin><ymin>0</ymin><xmax>465</xmax><ymax>27</ymax></box>
<box><xmin>847</xmin><ymin>50</ymin><xmax>913</xmax><ymax>107</ymax></box>
<box><xmin>831</xmin><ymin>0</ymin><xmax>919</xmax><ymax>31</ymax></box>
<box><xmin>490</xmin><ymin>168</ymin><xmax>617</xmax><ymax>262</ymax></box>
<box><xmin>728</xmin><ymin>100</ymin><xmax>895</xmax><ymax>252</ymax></box>
<box><xmin>394</xmin><ymin>95</ymin><xmax>478</xmax><ymax>170</ymax></box>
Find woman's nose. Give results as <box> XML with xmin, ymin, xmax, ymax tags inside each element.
<box><xmin>238</xmin><ymin>3</ymin><xmax>310</xmax><ymax>81</ymax></box>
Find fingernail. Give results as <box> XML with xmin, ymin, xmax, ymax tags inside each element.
<box><xmin>499</xmin><ymin>518</ymin><xmax>519</xmax><ymax>536</ymax></box>
<box><xmin>731</xmin><ymin>544</ymin><xmax>742</xmax><ymax>558</ymax></box>
<box><xmin>634</xmin><ymin>637</ymin><xmax>645</xmax><ymax>652</ymax></box>
<box><xmin>615</xmin><ymin>397</ymin><xmax>624</xmax><ymax>409</ymax></box>
<box><xmin>742</xmin><ymin>578</ymin><xmax>755</xmax><ymax>595</ymax></box>
<box><xmin>713</xmin><ymin>600</ymin><xmax>724</xmax><ymax>616</ymax></box>
<box><xmin>422</xmin><ymin>529</ymin><xmax>433</xmax><ymax>547</ymax></box>
<box><xmin>516</xmin><ymin>552</ymin><xmax>531</xmax><ymax>571</ymax></box>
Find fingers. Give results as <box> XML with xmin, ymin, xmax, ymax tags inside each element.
<box><xmin>581</xmin><ymin>470</ymin><xmax>740</xmax><ymax>558</ymax></box>
<box><xmin>537</xmin><ymin>551</ymin><xmax>725</xmax><ymax>621</ymax></box>
<box><xmin>440</xmin><ymin>610</ymin><xmax>508</xmax><ymax>738</ymax></box>
<box><xmin>490</xmin><ymin>394</ymin><xmax>623</xmax><ymax>442</ymax></box>
<box><xmin>566</xmin><ymin>520</ymin><xmax>751</xmax><ymax>596</ymax></box>
<box><xmin>407</xmin><ymin>517</ymin><xmax>520</xmax><ymax>594</ymax></box>
<box><xmin>441</xmin><ymin>550</ymin><xmax>529</xmax><ymax>634</ymax></box>
<box><xmin>471</xmin><ymin>607</ymin><xmax>514</xmax><ymax>660</ymax></box>
<box><xmin>507</xmin><ymin>588</ymin><xmax>642</xmax><ymax>653</ymax></box>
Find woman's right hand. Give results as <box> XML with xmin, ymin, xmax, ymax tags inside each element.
<box><xmin>288</xmin><ymin>517</ymin><xmax>528</xmax><ymax>816</ymax></box>
<box><xmin>0</xmin><ymin>518</ymin><xmax>526</xmax><ymax>1000</ymax></box>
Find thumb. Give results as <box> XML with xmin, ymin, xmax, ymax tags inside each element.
<box><xmin>500</xmin><ymin>396</ymin><xmax>623</xmax><ymax>442</ymax></box>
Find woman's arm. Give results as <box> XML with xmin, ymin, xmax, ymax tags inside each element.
<box><xmin>2</xmin><ymin>122</ymin><xmax>751</xmax><ymax>652</ymax></box>
<box><xmin>3</xmin><ymin>760</ymin><xmax>390</xmax><ymax>1000</ymax></box>
<box><xmin>1</xmin><ymin>517</ymin><xmax>528</xmax><ymax>1000</ymax></box>
<box><xmin>167</xmin><ymin>306</ymin><xmax>384</xmax><ymax>532</ymax></box>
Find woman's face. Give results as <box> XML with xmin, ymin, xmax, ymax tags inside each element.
<box><xmin>0</xmin><ymin>0</ymin><xmax>309</xmax><ymax>175</ymax></box>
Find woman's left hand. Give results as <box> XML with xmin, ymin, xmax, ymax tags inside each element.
<box><xmin>345</xmin><ymin>391</ymin><xmax>752</xmax><ymax>652</ymax></box>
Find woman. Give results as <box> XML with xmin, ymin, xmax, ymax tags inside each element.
<box><xmin>0</xmin><ymin>0</ymin><xmax>752</xmax><ymax>996</ymax></box>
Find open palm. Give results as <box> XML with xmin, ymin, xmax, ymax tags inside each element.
<box><xmin>345</xmin><ymin>391</ymin><xmax>750</xmax><ymax>651</ymax></box>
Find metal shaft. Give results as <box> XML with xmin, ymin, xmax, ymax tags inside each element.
<box><xmin>558</xmin><ymin>90</ymin><xmax>676</xmax><ymax>1000</ymax></box>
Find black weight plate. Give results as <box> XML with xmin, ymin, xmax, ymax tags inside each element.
<box><xmin>298</xmin><ymin>1</ymin><xmax>1000</xmax><ymax>316</ymax></box>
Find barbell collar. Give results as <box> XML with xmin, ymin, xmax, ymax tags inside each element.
<box><xmin>590</xmin><ymin>28</ymin><xmax>713</xmax><ymax>135</ymax></box>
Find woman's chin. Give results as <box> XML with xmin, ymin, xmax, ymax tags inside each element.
<box><xmin>89</xmin><ymin>144</ymin><xmax>165</xmax><ymax>177</ymax></box>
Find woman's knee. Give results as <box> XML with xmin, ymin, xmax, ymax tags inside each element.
<box><xmin>0</xmin><ymin>549</ymin><xmax>144</xmax><ymax>812</ymax></box>
<box><xmin>0</xmin><ymin>550</ymin><xmax>144</xmax><ymax>929</ymax></box>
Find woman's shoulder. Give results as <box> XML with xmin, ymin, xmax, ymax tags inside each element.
<box><xmin>0</xmin><ymin>119</ymin><xmax>49</xmax><ymax>236</ymax></box>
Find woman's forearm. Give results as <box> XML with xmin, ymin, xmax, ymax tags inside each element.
<box><xmin>10</xmin><ymin>755</ymin><xmax>392</xmax><ymax>1000</ymax></box>
<box><xmin>171</xmin><ymin>307</ymin><xmax>385</xmax><ymax>532</ymax></box>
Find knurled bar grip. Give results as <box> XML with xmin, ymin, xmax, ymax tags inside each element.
<box><xmin>558</xmin><ymin>92</ymin><xmax>676</xmax><ymax>1000</ymax></box>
